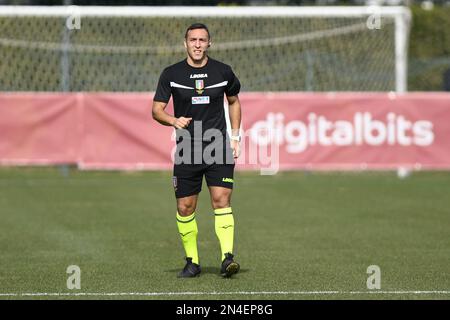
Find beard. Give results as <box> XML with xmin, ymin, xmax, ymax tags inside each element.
<box><xmin>188</xmin><ymin>49</ymin><xmax>207</xmax><ymax>63</ymax></box>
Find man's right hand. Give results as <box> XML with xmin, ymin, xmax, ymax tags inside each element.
<box><xmin>172</xmin><ymin>117</ymin><xmax>192</xmax><ymax>129</ymax></box>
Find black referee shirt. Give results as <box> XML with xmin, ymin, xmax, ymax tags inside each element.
<box><xmin>153</xmin><ymin>57</ymin><xmax>241</xmax><ymax>142</ymax></box>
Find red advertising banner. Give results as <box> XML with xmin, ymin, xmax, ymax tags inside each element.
<box><xmin>0</xmin><ymin>92</ymin><xmax>449</xmax><ymax>171</ymax></box>
<box><xmin>80</xmin><ymin>93</ymin><xmax>173</xmax><ymax>170</ymax></box>
<box><xmin>0</xmin><ymin>93</ymin><xmax>80</xmax><ymax>165</ymax></box>
<box><xmin>237</xmin><ymin>93</ymin><xmax>450</xmax><ymax>171</ymax></box>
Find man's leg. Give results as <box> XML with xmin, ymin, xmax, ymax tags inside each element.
<box><xmin>209</xmin><ymin>185</ymin><xmax>240</xmax><ymax>277</ymax></box>
<box><xmin>173</xmin><ymin>163</ymin><xmax>203</xmax><ymax>277</ymax></box>
<box><xmin>209</xmin><ymin>186</ymin><xmax>234</xmax><ymax>259</ymax></box>
<box><xmin>176</xmin><ymin>194</ymin><xmax>199</xmax><ymax>265</ymax></box>
<box><xmin>205</xmin><ymin>159</ymin><xmax>236</xmax><ymax>259</ymax></box>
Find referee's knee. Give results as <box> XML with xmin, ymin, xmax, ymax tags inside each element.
<box><xmin>177</xmin><ymin>204</ymin><xmax>196</xmax><ymax>217</ymax></box>
<box><xmin>212</xmin><ymin>200</ymin><xmax>231</xmax><ymax>210</ymax></box>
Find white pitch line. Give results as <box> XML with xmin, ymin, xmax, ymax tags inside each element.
<box><xmin>0</xmin><ymin>290</ymin><xmax>449</xmax><ymax>297</ymax></box>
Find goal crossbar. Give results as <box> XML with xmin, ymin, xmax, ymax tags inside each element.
<box><xmin>0</xmin><ymin>6</ymin><xmax>410</xmax><ymax>18</ymax></box>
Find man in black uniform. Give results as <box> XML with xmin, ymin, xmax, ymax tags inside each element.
<box><xmin>152</xmin><ymin>23</ymin><xmax>242</xmax><ymax>278</ymax></box>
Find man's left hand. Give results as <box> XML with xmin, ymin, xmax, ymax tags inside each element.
<box><xmin>231</xmin><ymin>140</ymin><xmax>241</xmax><ymax>159</ymax></box>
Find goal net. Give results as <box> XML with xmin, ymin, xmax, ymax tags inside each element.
<box><xmin>0</xmin><ymin>6</ymin><xmax>411</xmax><ymax>92</ymax></box>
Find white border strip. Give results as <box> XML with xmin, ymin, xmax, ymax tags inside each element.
<box><xmin>0</xmin><ymin>6</ymin><xmax>410</xmax><ymax>18</ymax></box>
<box><xmin>205</xmin><ymin>81</ymin><xmax>228</xmax><ymax>89</ymax></box>
<box><xmin>170</xmin><ymin>82</ymin><xmax>193</xmax><ymax>89</ymax></box>
<box><xmin>0</xmin><ymin>291</ymin><xmax>449</xmax><ymax>297</ymax></box>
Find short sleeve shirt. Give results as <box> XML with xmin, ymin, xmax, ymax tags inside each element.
<box><xmin>154</xmin><ymin>57</ymin><xmax>241</xmax><ymax>141</ymax></box>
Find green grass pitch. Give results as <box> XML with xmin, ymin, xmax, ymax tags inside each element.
<box><xmin>0</xmin><ymin>167</ymin><xmax>449</xmax><ymax>300</ymax></box>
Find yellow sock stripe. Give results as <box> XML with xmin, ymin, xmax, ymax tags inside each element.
<box><xmin>214</xmin><ymin>207</ymin><xmax>232</xmax><ymax>215</ymax></box>
<box><xmin>176</xmin><ymin>212</ymin><xmax>196</xmax><ymax>223</ymax></box>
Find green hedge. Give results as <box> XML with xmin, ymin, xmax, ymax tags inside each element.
<box><xmin>409</xmin><ymin>5</ymin><xmax>450</xmax><ymax>91</ymax></box>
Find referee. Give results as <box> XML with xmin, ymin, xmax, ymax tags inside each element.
<box><xmin>152</xmin><ymin>23</ymin><xmax>242</xmax><ymax>278</ymax></box>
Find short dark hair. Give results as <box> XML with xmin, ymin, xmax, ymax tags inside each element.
<box><xmin>185</xmin><ymin>23</ymin><xmax>211</xmax><ymax>40</ymax></box>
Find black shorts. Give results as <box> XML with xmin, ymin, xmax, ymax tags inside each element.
<box><xmin>172</xmin><ymin>139</ymin><xmax>235</xmax><ymax>198</ymax></box>
<box><xmin>173</xmin><ymin>163</ymin><xmax>235</xmax><ymax>198</ymax></box>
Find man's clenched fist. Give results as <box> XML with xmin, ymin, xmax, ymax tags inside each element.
<box><xmin>172</xmin><ymin>117</ymin><xmax>192</xmax><ymax>129</ymax></box>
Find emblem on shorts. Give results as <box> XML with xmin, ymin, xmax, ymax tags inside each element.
<box><xmin>172</xmin><ymin>176</ymin><xmax>178</xmax><ymax>190</ymax></box>
<box><xmin>195</xmin><ymin>80</ymin><xmax>204</xmax><ymax>94</ymax></box>
<box><xmin>222</xmin><ymin>178</ymin><xmax>234</xmax><ymax>183</ymax></box>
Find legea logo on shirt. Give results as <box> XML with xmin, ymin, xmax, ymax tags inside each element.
<box><xmin>192</xmin><ymin>96</ymin><xmax>210</xmax><ymax>104</ymax></box>
<box><xmin>190</xmin><ymin>74</ymin><xmax>208</xmax><ymax>79</ymax></box>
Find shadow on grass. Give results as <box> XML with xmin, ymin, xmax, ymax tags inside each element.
<box><xmin>165</xmin><ymin>266</ymin><xmax>250</xmax><ymax>277</ymax></box>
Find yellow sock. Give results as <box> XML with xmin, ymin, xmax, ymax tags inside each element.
<box><xmin>214</xmin><ymin>207</ymin><xmax>234</xmax><ymax>261</ymax></box>
<box><xmin>176</xmin><ymin>212</ymin><xmax>199</xmax><ymax>264</ymax></box>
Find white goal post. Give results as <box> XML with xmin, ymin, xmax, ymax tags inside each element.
<box><xmin>0</xmin><ymin>6</ymin><xmax>411</xmax><ymax>92</ymax></box>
